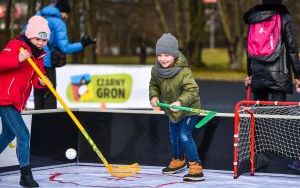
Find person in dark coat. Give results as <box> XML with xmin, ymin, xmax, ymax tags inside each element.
<box><xmin>244</xmin><ymin>0</ymin><xmax>300</xmax><ymax>173</ymax></box>
<box><xmin>244</xmin><ymin>0</ymin><xmax>300</xmax><ymax>101</ymax></box>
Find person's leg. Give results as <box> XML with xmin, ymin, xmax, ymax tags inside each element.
<box><xmin>252</xmin><ymin>89</ymin><xmax>273</xmax><ymax>169</ymax></box>
<box><xmin>0</xmin><ymin>106</ymin><xmax>39</xmax><ymax>187</ymax></box>
<box><xmin>179</xmin><ymin>116</ymin><xmax>204</xmax><ymax>181</ymax></box>
<box><xmin>0</xmin><ymin>106</ymin><xmax>30</xmax><ymax>167</ymax></box>
<box><xmin>198</xmin><ymin>118</ymin><xmax>219</xmax><ymax>165</ymax></box>
<box><xmin>169</xmin><ymin>121</ymin><xmax>184</xmax><ymax>160</ymax></box>
<box><xmin>0</xmin><ymin>107</ymin><xmax>16</xmax><ymax>154</ymax></box>
<box><xmin>44</xmin><ymin>67</ymin><xmax>57</xmax><ymax>109</ymax></box>
<box><xmin>33</xmin><ymin>88</ymin><xmax>46</xmax><ymax>110</ymax></box>
<box><xmin>253</xmin><ymin>88</ymin><xmax>269</xmax><ymax>101</ymax></box>
<box><xmin>162</xmin><ymin>121</ymin><xmax>186</xmax><ymax>174</ymax></box>
<box><xmin>179</xmin><ymin>116</ymin><xmax>200</xmax><ymax>163</ymax></box>
<box><xmin>269</xmin><ymin>90</ymin><xmax>287</xmax><ymax>101</ymax></box>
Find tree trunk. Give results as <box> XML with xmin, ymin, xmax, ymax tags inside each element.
<box><xmin>217</xmin><ymin>0</ymin><xmax>246</xmax><ymax>70</ymax></box>
<box><xmin>154</xmin><ymin>0</ymin><xmax>168</xmax><ymax>32</ymax></box>
<box><xmin>27</xmin><ymin>0</ymin><xmax>37</xmax><ymax>19</ymax></box>
<box><xmin>138</xmin><ymin>0</ymin><xmax>147</xmax><ymax>65</ymax></box>
<box><xmin>70</xmin><ymin>0</ymin><xmax>83</xmax><ymax>64</ymax></box>
<box><xmin>187</xmin><ymin>0</ymin><xmax>205</xmax><ymax>67</ymax></box>
<box><xmin>82</xmin><ymin>0</ymin><xmax>96</xmax><ymax>64</ymax></box>
<box><xmin>3</xmin><ymin>0</ymin><xmax>13</xmax><ymax>45</ymax></box>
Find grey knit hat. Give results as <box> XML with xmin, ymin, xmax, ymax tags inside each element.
<box><xmin>155</xmin><ymin>33</ymin><xmax>179</xmax><ymax>58</ymax></box>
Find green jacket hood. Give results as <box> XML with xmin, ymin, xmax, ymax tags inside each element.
<box><xmin>174</xmin><ymin>52</ymin><xmax>189</xmax><ymax>67</ymax></box>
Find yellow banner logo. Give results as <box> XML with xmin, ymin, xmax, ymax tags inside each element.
<box><xmin>67</xmin><ymin>74</ymin><xmax>132</xmax><ymax>103</ymax></box>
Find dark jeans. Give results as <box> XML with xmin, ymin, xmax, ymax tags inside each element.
<box><xmin>169</xmin><ymin>115</ymin><xmax>201</xmax><ymax>163</ymax></box>
<box><xmin>0</xmin><ymin>106</ymin><xmax>30</xmax><ymax>167</ymax></box>
<box><xmin>34</xmin><ymin>67</ymin><xmax>57</xmax><ymax>109</ymax></box>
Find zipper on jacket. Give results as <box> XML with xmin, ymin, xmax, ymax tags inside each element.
<box><xmin>283</xmin><ymin>45</ymin><xmax>288</xmax><ymax>74</ymax></box>
<box><xmin>7</xmin><ymin>77</ymin><xmax>15</xmax><ymax>96</ymax></box>
<box><xmin>21</xmin><ymin>70</ymin><xmax>34</xmax><ymax>109</ymax></box>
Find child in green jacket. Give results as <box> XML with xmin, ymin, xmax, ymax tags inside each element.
<box><xmin>149</xmin><ymin>33</ymin><xmax>204</xmax><ymax>182</ymax></box>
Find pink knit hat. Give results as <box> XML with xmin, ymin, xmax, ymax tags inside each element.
<box><xmin>25</xmin><ymin>15</ymin><xmax>50</xmax><ymax>40</ymax></box>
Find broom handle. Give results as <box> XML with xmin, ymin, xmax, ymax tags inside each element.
<box><xmin>20</xmin><ymin>48</ymin><xmax>109</xmax><ymax>166</ymax></box>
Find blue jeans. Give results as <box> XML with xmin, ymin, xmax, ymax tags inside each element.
<box><xmin>169</xmin><ymin>116</ymin><xmax>201</xmax><ymax>163</ymax></box>
<box><xmin>0</xmin><ymin>106</ymin><xmax>30</xmax><ymax>167</ymax></box>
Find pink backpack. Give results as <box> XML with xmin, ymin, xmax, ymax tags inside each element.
<box><xmin>246</xmin><ymin>14</ymin><xmax>282</xmax><ymax>62</ymax></box>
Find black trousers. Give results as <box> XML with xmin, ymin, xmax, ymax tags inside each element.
<box><xmin>252</xmin><ymin>87</ymin><xmax>288</xmax><ymax>171</ymax></box>
<box><xmin>253</xmin><ymin>88</ymin><xmax>287</xmax><ymax>101</ymax></box>
<box><xmin>34</xmin><ymin>67</ymin><xmax>57</xmax><ymax>109</ymax></box>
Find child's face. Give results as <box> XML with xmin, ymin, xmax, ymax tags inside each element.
<box><xmin>29</xmin><ymin>38</ymin><xmax>48</xmax><ymax>50</ymax></box>
<box><xmin>157</xmin><ymin>54</ymin><xmax>175</xmax><ymax>68</ymax></box>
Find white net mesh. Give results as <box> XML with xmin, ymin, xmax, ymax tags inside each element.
<box><xmin>238</xmin><ymin>104</ymin><xmax>300</xmax><ymax>166</ymax></box>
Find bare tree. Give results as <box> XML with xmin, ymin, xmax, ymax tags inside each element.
<box><xmin>137</xmin><ymin>0</ymin><xmax>147</xmax><ymax>64</ymax></box>
<box><xmin>82</xmin><ymin>0</ymin><xmax>96</xmax><ymax>64</ymax></box>
<box><xmin>186</xmin><ymin>0</ymin><xmax>206</xmax><ymax>67</ymax></box>
<box><xmin>3</xmin><ymin>0</ymin><xmax>13</xmax><ymax>45</ymax></box>
<box><xmin>69</xmin><ymin>0</ymin><xmax>83</xmax><ymax>64</ymax></box>
<box><xmin>26</xmin><ymin>0</ymin><xmax>37</xmax><ymax>19</ymax></box>
<box><xmin>154</xmin><ymin>0</ymin><xmax>205</xmax><ymax>67</ymax></box>
<box><xmin>217</xmin><ymin>0</ymin><xmax>257</xmax><ymax>70</ymax></box>
<box><xmin>154</xmin><ymin>0</ymin><xmax>168</xmax><ymax>32</ymax></box>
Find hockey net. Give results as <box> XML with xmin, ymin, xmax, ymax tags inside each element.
<box><xmin>233</xmin><ymin>100</ymin><xmax>300</xmax><ymax>178</ymax></box>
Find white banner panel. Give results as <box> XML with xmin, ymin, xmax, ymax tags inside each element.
<box><xmin>0</xmin><ymin>115</ymin><xmax>32</xmax><ymax>167</ymax></box>
<box><xmin>27</xmin><ymin>65</ymin><xmax>153</xmax><ymax>109</ymax></box>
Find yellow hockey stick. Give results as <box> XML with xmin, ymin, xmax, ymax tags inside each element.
<box><xmin>20</xmin><ymin>48</ymin><xmax>140</xmax><ymax>177</ymax></box>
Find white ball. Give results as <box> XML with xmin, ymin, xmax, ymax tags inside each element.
<box><xmin>65</xmin><ymin>148</ymin><xmax>77</xmax><ymax>160</ymax></box>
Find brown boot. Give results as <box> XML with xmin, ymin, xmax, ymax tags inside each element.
<box><xmin>162</xmin><ymin>158</ymin><xmax>187</xmax><ymax>174</ymax></box>
<box><xmin>183</xmin><ymin>162</ymin><xmax>204</xmax><ymax>181</ymax></box>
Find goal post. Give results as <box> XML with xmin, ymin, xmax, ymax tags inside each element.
<box><xmin>233</xmin><ymin>100</ymin><xmax>300</xmax><ymax>178</ymax></box>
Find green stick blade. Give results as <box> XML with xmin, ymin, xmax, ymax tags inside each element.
<box><xmin>195</xmin><ymin>111</ymin><xmax>217</xmax><ymax>128</ymax></box>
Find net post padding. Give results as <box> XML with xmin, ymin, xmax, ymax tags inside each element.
<box><xmin>233</xmin><ymin>100</ymin><xmax>300</xmax><ymax>179</ymax></box>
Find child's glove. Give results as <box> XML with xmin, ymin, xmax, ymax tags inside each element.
<box><xmin>170</xmin><ymin>101</ymin><xmax>181</xmax><ymax>112</ymax></box>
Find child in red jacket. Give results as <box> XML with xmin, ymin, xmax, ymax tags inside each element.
<box><xmin>0</xmin><ymin>15</ymin><xmax>50</xmax><ymax>187</ymax></box>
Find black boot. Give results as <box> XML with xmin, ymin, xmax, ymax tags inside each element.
<box><xmin>20</xmin><ymin>165</ymin><xmax>39</xmax><ymax>187</ymax></box>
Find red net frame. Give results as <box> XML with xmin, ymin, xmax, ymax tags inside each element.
<box><xmin>233</xmin><ymin>100</ymin><xmax>300</xmax><ymax>179</ymax></box>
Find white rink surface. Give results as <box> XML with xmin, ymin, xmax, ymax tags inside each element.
<box><xmin>1</xmin><ymin>163</ymin><xmax>300</xmax><ymax>188</ymax></box>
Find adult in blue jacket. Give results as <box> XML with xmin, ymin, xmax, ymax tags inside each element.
<box><xmin>34</xmin><ymin>0</ymin><xmax>95</xmax><ymax>109</ymax></box>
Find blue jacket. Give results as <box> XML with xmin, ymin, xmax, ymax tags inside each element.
<box><xmin>39</xmin><ymin>6</ymin><xmax>83</xmax><ymax>67</ymax></box>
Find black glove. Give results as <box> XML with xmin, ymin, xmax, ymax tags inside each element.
<box><xmin>81</xmin><ymin>35</ymin><xmax>96</xmax><ymax>47</ymax></box>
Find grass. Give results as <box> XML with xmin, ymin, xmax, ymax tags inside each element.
<box><xmin>193</xmin><ymin>48</ymin><xmax>247</xmax><ymax>81</ymax></box>
<box><xmin>95</xmin><ymin>48</ymin><xmax>247</xmax><ymax>81</ymax></box>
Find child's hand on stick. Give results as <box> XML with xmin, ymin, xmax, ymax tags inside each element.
<box><xmin>150</xmin><ymin>97</ymin><xmax>159</xmax><ymax>107</ymax></box>
<box><xmin>38</xmin><ymin>76</ymin><xmax>52</xmax><ymax>87</ymax></box>
<box><xmin>18</xmin><ymin>49</ymin><xmax>31</xmax><ymax>63</ymax></box>
<box><xmin>170</xmin><ymin>101</ymin><xmax>181</xmax><ymax>112</ymax></box>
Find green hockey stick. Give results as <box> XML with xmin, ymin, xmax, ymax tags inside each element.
<box><xmin>157</xmin><ymin>102</ymin><xmax>217</xmax><ymax>128</ymax></box>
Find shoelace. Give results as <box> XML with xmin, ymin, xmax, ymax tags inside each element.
<box><xmin>169</xmin><ymin>159</ymin><xmax>184</xmax><ymax>168</ymax></box>
<box><xmin>189</xmin><ymin>163</ymin><xmax>202</xmax><ymax>174</ymax></box>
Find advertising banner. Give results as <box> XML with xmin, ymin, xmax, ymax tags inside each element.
<box><xmin>26</xmin><ymin>65</ymin><xmax>153</xmax><ymax>109</ymax></box>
